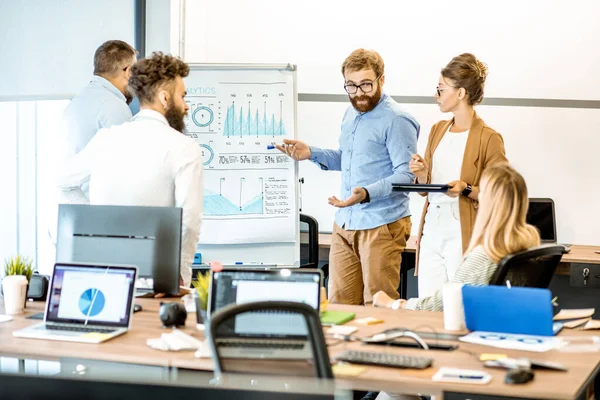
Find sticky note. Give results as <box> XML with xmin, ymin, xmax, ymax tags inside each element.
<box><xmin>82</xmin><ymin>332</ymin><xmax>111</xmax><ymax>340</ymax></box>
<box><xmin>479</xmin><ymin>353</ymin><xmax>508</xmax><ymax>361</ymax></box>
<box><xmin>328</xmin><ymin>325</ymin><xmax>357</xmax><ymax>335</ymax></box>
<box><xmin>354</xmin><ymin>317</ymin><xmax>383</xmax><ymax>325</ymax></box>
<box><xmin>332</xmin><ymin>363</ymin><xmax>367</xmax><ymax>377</ymax></box>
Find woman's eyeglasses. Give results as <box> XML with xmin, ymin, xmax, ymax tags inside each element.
<box><xmin>436</xmin><ymin>86</ymin><xmax>458</xmax><ymax>96</ymax></box>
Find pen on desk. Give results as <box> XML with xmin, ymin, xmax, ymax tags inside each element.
<box><xmin>442</xmin><ymin>373</ymin><xmax>485</xmax><ymax>380</ymax></box>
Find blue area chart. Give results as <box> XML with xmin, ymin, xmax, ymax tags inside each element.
<box><xmin>79</xmin><ymin>288</ymin><xmax>105</xmax><ymax>317</ymax></box>
<box><xmin>223</xmin><ymin>101</ymin><xmax>286</xmax><ymax>137</ymax></box>
<box><xmin>204</xmin><ymin>188</ymin><xmax>264</xmax><ymax>216</ymax></box>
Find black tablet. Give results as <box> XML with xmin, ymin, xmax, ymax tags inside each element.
<box><xmin>392</xmin><ymin>183</ymin><xmax>450</xmax><ymax>192</ymax></box>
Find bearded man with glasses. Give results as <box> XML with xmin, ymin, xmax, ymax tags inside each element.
<box><xmin>276</xmin><ymin>49</ymin><xmax>419</xmax><ymax>305</ymax></box>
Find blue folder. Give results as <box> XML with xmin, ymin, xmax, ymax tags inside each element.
<box><xmin>462</xmin><ymin>285</ymin><xmax>554</xmax><ymax>336</ymax></box>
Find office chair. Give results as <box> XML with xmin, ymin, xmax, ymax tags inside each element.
<box><xmin>208</xmin><ymin>300</ymin><xmax>333</xmax><ymax>379</ymax></box>
<box><xmin>489</xmin><ymin>244</ymin><xmax>566</xmax><ymax>288</ymax></box>
<box><xmin>300</xmin><ymin>213</ymin><xmax>319</xmax><ymax>268</ymax></box>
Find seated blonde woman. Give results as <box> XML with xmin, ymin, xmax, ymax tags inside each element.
<box><xmin>374</xmin><ymin>163</ymin><xmax>540</xmax><ymax>311</ymax></box>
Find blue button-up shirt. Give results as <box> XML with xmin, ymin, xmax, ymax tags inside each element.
<box><xmin>310</xmin><ymin>93</ymin><xmax>419</xmax><ymax>230</ymax></box>
<box><xmin>62</xmin><ymin>75</ymin><xmax>132</xmax><ymax>155</ymax></box>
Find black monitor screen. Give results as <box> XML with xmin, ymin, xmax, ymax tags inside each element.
<box><xmin>56</xmin><ymin>204</ymin><xmax>182</xmax><ymax>294</ymax></box>
<box><xmin>526</xmin><ymin>199</ymin><xmax>556</xmax><ymax>242</ymax></box>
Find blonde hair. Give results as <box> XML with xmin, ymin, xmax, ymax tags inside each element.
<box><xmin>466</xmin><ymin>164</ymin><xmax>540</xmax><ymax>263</ymax></box>
<box><xmin>341</xmin><ymin>49</ymin><xmax>384</xmax><ymax>77</ymax></box>
<box><xmin>441</xmin><ymin>53</ymin><xmax>488</xmax><ymax>105</ymax></box>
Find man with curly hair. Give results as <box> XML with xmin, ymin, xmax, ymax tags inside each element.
<box><xmin>57</xmin><ymin>52</ymin><xmax>203</xmax><ymax>288</ymax></box>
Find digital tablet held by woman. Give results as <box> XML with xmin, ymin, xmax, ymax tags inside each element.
<box><xmin>391</xmin><ymin>183</ymin><xmax>450</xmax><ymax>192</ymax></box>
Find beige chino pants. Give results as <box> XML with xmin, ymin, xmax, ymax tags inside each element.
<box><xmin>328</xmin><ymin>216</ymin><xmax>411</xmax><ymax>305</ymax></box>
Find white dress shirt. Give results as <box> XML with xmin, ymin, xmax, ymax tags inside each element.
<box><xmin>56</xmin><ymin>109</ymin><xmax>204</xmax><ymax>287</ymax></box>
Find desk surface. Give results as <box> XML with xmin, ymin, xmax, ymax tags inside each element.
<box><xmin>1</xmin><ymin>299</ymin><xmax>599</xmax><ymax>399</ymax></box>
<box><xmin>304</xmin><ymin>233</ymin><xmax>600</xmax><ymax>265</ymax></box>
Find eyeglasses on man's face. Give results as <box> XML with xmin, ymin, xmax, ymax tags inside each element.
<box><xmin>344</xmin><ymin>76</ymin><xmax>380</xmax><ymax>95</ymax></box>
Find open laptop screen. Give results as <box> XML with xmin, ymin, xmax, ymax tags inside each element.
<box><xmin>526</xmin><ymin>198</ymin><xmax>556</xmax><ymax>243</ymax></box>
<box><xmin>45</xmin><ymin>263</ymin><xmax>137</xmax><ymax>328</ymax></box>
<box><xmin>209</xmin><ymin>269</ymin><xmax>321</xmax><ymax>339</ymax></box>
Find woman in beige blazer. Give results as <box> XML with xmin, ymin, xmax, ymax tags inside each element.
<box><xmin>410</xmin><ymin>53</ymin><xmax>507</xmax><ymax>297</ymax></box>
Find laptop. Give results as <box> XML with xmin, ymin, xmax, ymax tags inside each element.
<box><xmin>462</xmin><ymin>285</ymin><xmax>555</xmax><ymax>336</ymax></box>
<box><xmin>13</xmin><ymin>263</ymin><xmax>137</xmax><ymax>344</ymax></box>
<box><xmin>208</xmin><ymin>268</ymin><xmax>322</xmax><ymax>360</ymax></box>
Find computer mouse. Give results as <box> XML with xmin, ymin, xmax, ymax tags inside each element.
<box><xmin>505</xmin><ymin>368</ymin><xmax>534</xmax><ymax>384</ymax></box>
<box><xmin>133</xmin><ymin>304</ymin><xmax>143</xmax><ymax>313</ymax></box>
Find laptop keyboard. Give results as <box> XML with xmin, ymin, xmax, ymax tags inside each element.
<box><xmin>217</xmin><ymin>339</ymin><xmax>305</xmax><ymax>350</ymax></box>
<box><xmin>46</xmin><ymin>325</ymin><xmax>117</xmax><ymax>334</ymax></box>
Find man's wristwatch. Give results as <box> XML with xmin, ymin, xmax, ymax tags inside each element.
<box><xmin>461</xmin><ymin>183</ymin><xmax>472</xmax><ymax>197</ymax></box>
<box><xmin>360</xmin><ymin>187</ymin><xmax>370</xmax><ymax>204</ymax></box>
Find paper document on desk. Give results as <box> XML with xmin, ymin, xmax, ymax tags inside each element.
<box><xmin>553</xmin><ymin>308</ymin><xmax>595</xmax><ymax>320</ymax></box>
<box><xmin>460</xmin><ymin>331</ymin><xmax>561</xmax><ymax>352</ymax></box>
<box><xmin>563</xmin><ymin>317</ymin><xmax>592</xmax><ymax>329</ymax></box>
<box><xmin>0</xmin><ymin>315</ymin><xmax>13</xmax><ymax>323</ymax></box>
<box><xmin>580</xmin><ymin>320</ymin><xmax>600</xmax><ymax>330</ymax></box>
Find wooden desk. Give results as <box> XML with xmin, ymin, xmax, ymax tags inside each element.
<box><xmin>2</xmin><ymin>299</ymin><xmax>599</xmax><ymax>399</ymax></box>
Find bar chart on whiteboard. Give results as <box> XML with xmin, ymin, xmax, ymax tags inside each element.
<box><xmin>183</xmin><ymin>67</ymin><xmax>297</xmax><ymax>244</ymax></box>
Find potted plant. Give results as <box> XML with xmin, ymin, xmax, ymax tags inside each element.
<box><xmin>4</xmin><ymin>255</ymin><xmax>34</xmax><ymax>308</ymax></box>
<box><xmin>191</xmin><ymin>271</ymin><xmax>210</xmax><ymax>326</ymax></box>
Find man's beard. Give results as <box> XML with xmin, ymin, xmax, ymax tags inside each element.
<box><xmin>349</xmin><ymin>85</ymin><xmax>382</xmax><ymax>113</ymax></box>
<box><xmin>165</xmin><ymin>99</ymin><xmax>187</xmax><ymax>133</ymax></box>
<box><xmin>124</xmin><ymin>88</ymin><xmax>134</xmax><ymax>105</ymax></box>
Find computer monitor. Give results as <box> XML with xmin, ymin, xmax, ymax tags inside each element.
<box><xmin>209</xmin><ymin>268</ymin><xmax>322</xmax><ymax>338</ymax></box>
<box><xmin>526</xmin><ymin>198</ymin><xmax>557</xmax><ymax>243</ymax></box>
<box><xmin>56</xmin><ymin>204</ymin><xmax>182</xmax><ymax>295</ymax></box>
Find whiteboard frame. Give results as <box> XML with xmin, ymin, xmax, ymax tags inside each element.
<box><xmin>187</xmin><ymin>63</ymin><xmax>300</xmax><ymax>267</ymax></box>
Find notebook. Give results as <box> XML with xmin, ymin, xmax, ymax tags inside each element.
<box><xmin>13</xmin><ymin>263</ymin><xmax>137</xmax><ymax>344</ymax></box>
<box><xmin>320</xmin><ymin>310</ymin><xmax>355</xmax><ymax>326</ymax></box>
<box><xmin>208</xmin><ymin>268</ymin><xmax>322</xmax><ymax>359</ymax></box>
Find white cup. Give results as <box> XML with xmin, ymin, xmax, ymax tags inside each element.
<box><xmin>442</xmin><ymin>283</ymin><xmax>466</xmax><ymax>331</ymax></box>
<box><xmin>2</xmin><ymin>275</ymin><xmax>28</xmax><ymax>315</ymax></box>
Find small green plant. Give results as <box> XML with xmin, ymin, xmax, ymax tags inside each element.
<box><xmin>192</xmin><ymin>271</ymin><xmax>210</xmax><ymax>311</ymax></box>
<box><xmin>4</xmin><ymin>255</ymin><xmax>34</xmax><ymax>282</ymax></box>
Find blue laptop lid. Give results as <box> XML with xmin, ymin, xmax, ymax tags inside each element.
<box><xmin>462</xmin><ymin>285</ymin><xmax>554</xmax><ymax>336</ymax></box>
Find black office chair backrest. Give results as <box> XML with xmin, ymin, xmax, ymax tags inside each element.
<box><xmin>489</xmin><ymin>244</ymin><xmax>566</xmax><ymax>288</ymax></box>
<box><xmin>208</xmin><ymin>300</ymin><xmax>333</xmax><ymax>380</ymax></box>
<box><xmin>300</xmin><ymin>213</ymin><xmax>319</xmax><ymax>268</ymax></box>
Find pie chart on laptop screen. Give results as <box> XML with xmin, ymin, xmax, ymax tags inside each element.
<box><xmin>79</xmin><ymin>288</ymin><xmax>106</xmax><ymax>317</ymax></box>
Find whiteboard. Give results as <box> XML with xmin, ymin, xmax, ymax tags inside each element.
<box><xmin>183</xmin><ymin>64</ymin><xmax>299</xmax><ymax>265</ymax></box>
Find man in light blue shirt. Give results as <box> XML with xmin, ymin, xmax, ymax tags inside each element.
<box><xmin>60</xmin><ymin>40</ymin><xmax>137</xmax><ymax>202</ymax></box>
<box><xmin>277</xmin><ymin>49</ymin><xmax>419</xmax><ymax>305</ymax></box>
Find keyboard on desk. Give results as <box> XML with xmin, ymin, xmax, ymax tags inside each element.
<box><xmin>45</xmin><ymin>324</ymin><xmax>117</xmax><ymax>334</ymax></box>
<box><xmin>336</xmin><ymin>350</ymin><xmax>433</xmax><ymax>369</ymax></box>
<box><xmin>218</xmin><ymin>339</ymin><xmax>305</xmax><ymax>350</ymax></box>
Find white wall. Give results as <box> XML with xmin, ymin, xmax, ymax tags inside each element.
<box><xmin>0</xmin><ymin>0</ymin><xmax>134</xmax><ymax>99</ymax></box>
<box><xmin>181</xmin><ymin>0</ymin><xmax>600</xmax><ymax>245</ymax></box>
<box><xmin>0</xmin><ymin>0</ymin><xmax>140</xmax><ymax>274</ymax></box>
